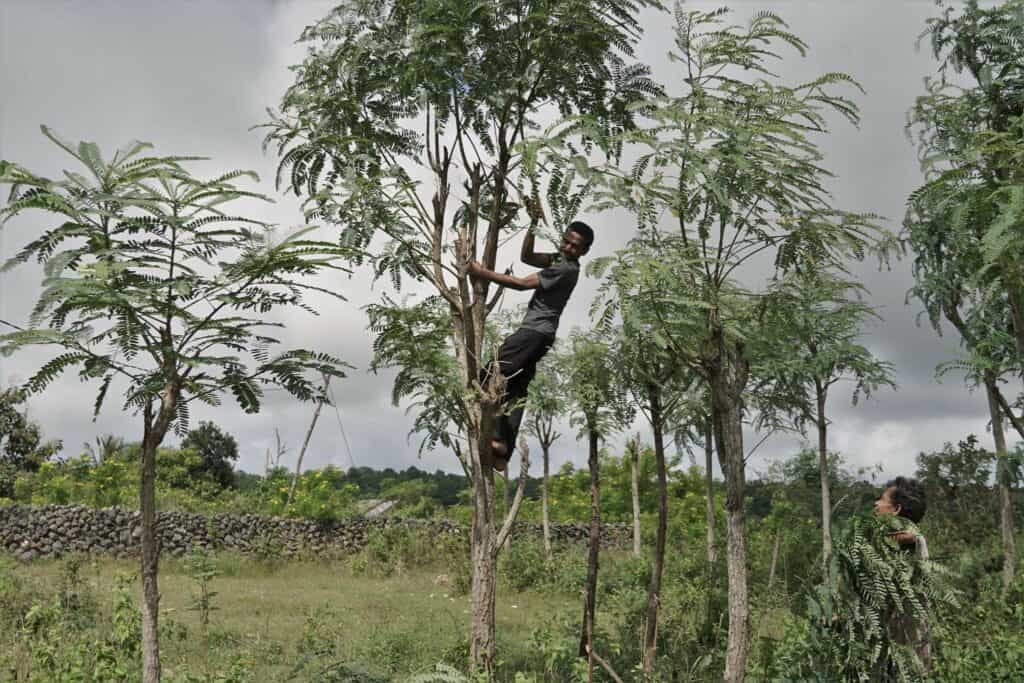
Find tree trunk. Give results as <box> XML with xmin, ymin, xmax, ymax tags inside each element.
<box><xmin>542</xmin><ymin>442</ymin><xmax>552</xmax><ymax>561</ymax></box>
<box><xmin>578</xmin><ymin>426</ymin><xmax>601</xmax><ymax>673</ymax></box>
<box><xmin>631</xmin><ymin>435</ymin><xmax>642</xmax><ymax>559</ymax></box>
<box><xmin>1007</xmin><ymin>284</ymin><xmax>1024</xmax><ymax>361</ymax></box>
<box><xmin>705</xmin><ymin>420</ymin><xmax>716</xmax><ymax>565</ymax></box>
<box><xmin>501</xmin><ymin>470</ymin><xmax>510</xmax><ymax>552</ymax></box>
<box><xmin>140</xmin><ymin>418</ymin><xmax>162</xmax><ymax>683</ymax></box>
<box><xmin>816</xmin><ymin>381</ymin><xmax>832</xmax><ymax>566</ymax></box>
<box><xmin>986</xmin><ymin>373</ymin><xmax>1017</xmax><ymax>592</ymax></box>
<box><xmin>642</xmin><ymin>390</ymin><xmax>668</xmax><ymax>679</ymax></box>
<box><xmin>140</xmin><ymin>387</ymin><xmax>178</xmax><ymax>683</ymax></box>
<box><xmin>767</xmin><ymin>529</ymin><xmax>782</xmax><ymax>592</ymax></box>
<box><xmin>469</xmin><ymin>438</ymin><xmax>498</xmax><ymax>677</ymax></box>
<box><xmin>710</xmin><ymin>356</ymin><xmax>750</xmax><ymax>683</ymax></box>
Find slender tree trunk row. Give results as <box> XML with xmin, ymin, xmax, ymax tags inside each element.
<box><xmin>579</xmin><ymin>427</ymin><xmax>602</xmax><ymax>679</ymax></box>
<box><xmin>631</xmin><ymin>435</ymin><xmax>642</xmax><ymax>559</ymax></box>
<box><xmin>710</xmin><ymin>352</ymin><xmax>750</xmax><ymax>683</ymax></box>
<box><xmin>705</xmin><ymin>421</ymin><xmax>716</xmax><ymax>566</ymax></box>
<box><xmin>542</xmin><ymin>442</ymin><xmax>553</xmax><ymax>561</ymax></box>
<box><xmin>140</xmin><ymin>419</ymin><xmax>162</xmax><ymax>683</ymax></box>
<box><xmin>140</xmin><ymin>383</ymin><xmax>179</xmax><ymax>683</ymax></box>
<box><xmin>469</xmin><ymin>400</ymin><xmax>499</xmax><ymax>676</ymax></box>
<box><xmin>816</xmin><ymin>382</ymin><xmax>832</xmax><ymax>566</ymax></box>
<box><xmin>986</xmin><ymin>374</ymin><xmax>1018</xmax><ymax>592</ymax></box>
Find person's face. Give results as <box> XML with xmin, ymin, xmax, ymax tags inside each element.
<box><xmin>874</xmin><ymin>486</ymin><xmax>901</xmax><ymax>517</ymax></box>
<box><xmin>560</xmin><ymin>230</ymin><xmax>589</xmax><ymax>260</ymax></box>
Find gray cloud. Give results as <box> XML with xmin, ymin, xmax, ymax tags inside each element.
<box><xmin>1</xmin><ymin>0</ymin><xmax>1020</xmax><ymax>485</ymax></box>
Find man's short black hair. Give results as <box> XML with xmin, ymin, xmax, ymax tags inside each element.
<box><xmin>886</xmin><ymin>476</ymin><xmax>927</xmax><ymax>523</ymax></box>
<box><xmin>567</xmin><ymin>221</ymin><xmax>594</xmax><ymax>248</ymax></box>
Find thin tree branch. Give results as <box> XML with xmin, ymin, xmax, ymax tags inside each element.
<box><xmin>494</xmin><ymin>438</ymin><xmax>530</xmax><ymax>552</ymax></box>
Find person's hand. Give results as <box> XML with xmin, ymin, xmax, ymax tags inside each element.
<box><xmin>524</xmin><ymin>195</ymin><xmax>545</xmax><ymax>224</ymax></box>
<box><xmin>889</xmin><ymin>530</ymin><xmax>917</xmax><ymax>546</ymax></box>
<box><xmin>467</xmin><ymin>260</ymin><xmax>483</xmax><ymax>277</ymax></box>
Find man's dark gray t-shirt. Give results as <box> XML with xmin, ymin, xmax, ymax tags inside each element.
<box><xmin>519</xmin><ymin>257</ymin><xmax>580</xmax><ymax>337</ymax></box>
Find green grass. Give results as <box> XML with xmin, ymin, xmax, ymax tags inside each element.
<box><xmin>1</xmin><ymin>550</ymin><xmax>583</xmax><ymax>682</ymax></box>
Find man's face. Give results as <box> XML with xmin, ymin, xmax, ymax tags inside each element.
<box><xmin>874</xmin><ymin>486</ymin><xmax>901</xmax><ymax>517</ymax></box>
<box><xmin>560</xmin><ymin>230</ymin><xmax>589</xmax><ymax>260</ymax></box>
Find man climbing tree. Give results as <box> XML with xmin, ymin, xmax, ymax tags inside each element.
<box><xmin>468</xmin><ymin>218</ymin><xmax>593</xmax><ymax>471</ymax></box>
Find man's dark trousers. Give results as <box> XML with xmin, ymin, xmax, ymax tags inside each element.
<box><xmin>480</xmin><ymin>327</ymin><xmax>554</xmax><ymax>455</ymax></box>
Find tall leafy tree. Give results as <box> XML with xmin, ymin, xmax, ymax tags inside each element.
<box><xmin>906</xmin><ymin>0</ymin><xmax>1024</xmax><ymax>590</ymax></box>
<box><xmin>562</xmin><ymin>330</ymin><xmax>631</xmax><ymax>680</ymax></box>
<box><xmin>760</xmin><ymin>267</ymin><xmax>894</xmax><ymax>564</ymax></box>
<box><xmin>181</xmin><ymin>421</ymin><xmax>239</xmax><ymax>488</ymax></box>
<box><xmin>595</xmin><ymin>239</ymin><xmax>706</xmax><ymax>678</ymax></box>
<box><xmin>366</xmin><ymin>295</ymin><xmax>467</xmax><ymax>460</ymax></box>
<box><xmin>261</xmin><ymin>0</ymin><xmax>658</xmax><ymax>673</ymax></box>
<box><xmin>572</xmin><ymin>8</ymin><xmax>887</xmax><ymax>678</ymax></box>
<box><xmin>0</xmin><ymin>128</ymin><xmax>351</xmax><ymax>682</ymax></box>
<box><xmin>918</xmin><ymin>0</ymin><xmax>1024</xmax><ymax>361</ymax></box>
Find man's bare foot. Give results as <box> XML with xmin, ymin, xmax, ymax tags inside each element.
<box><xmin>490</xmin><ymin>439</ymin><xmax>509</xmax><ymax>471</ymax></box>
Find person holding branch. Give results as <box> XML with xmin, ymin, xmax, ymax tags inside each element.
<box><xmin>467</xmin><ymin>202</ymin><xmax>593</xmax><ymax>471</ymax></box>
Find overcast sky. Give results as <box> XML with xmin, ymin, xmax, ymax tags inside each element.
<box><xmin>1</xmin><ymin>0</ymin><xmax>1020</xmax><ymax>483</ymax></box>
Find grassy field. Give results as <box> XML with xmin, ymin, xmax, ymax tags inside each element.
<box><xmin>1</xmin><ymin>547</ymin><xmax>591</xmax><ymax>682</ymax></box>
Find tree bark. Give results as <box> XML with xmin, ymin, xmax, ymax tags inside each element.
<box><xmin>542</xmin><ymin>442</ymin><xmax>553</xmax><ymax>561</ymax></box>
<box><xmin>140</xmin><ymin>385</ymin><xmax>178</xmax><ymax>683</ymax></box>
<box><xmin>710</xmin><ymin>352</ymin><xmax>750</xmax><ymax>683</ymax></box>
<box><xmin>469</xmin><ymin>433</ymin><xmax>498</xmax><ymax>677</ymax></box>
<box><xmin>140</xmin><ymin>417</ymin><xmax>161</xmax><ymax>683</ymax></box>
<box><xmin>631</xmin><ymin>435</ymin><xmax>642</xmax><ymax>559</ymax></box>
<box><xmin>816</xmin><ymin>380</ymin><xmax>832</xmax><ymax>566</ymax></box>
<box><xmin>1007</xmin><ymin>284</ymin><xmax>1024</xmax><ymax>361</ymax></box>
<box><xmin>578</xmin><ymin>426</ymin><xmax>602</xmax><ymax>674</ymax></box>
<box><xmin>985</xmin><ymin>373</ymin><xmax>1017</xmax><ymax>592</ymax></box>
<box><xmin>705</xmin><ymin>419</ymin><xmax>716</xmax><ymax>565</ymax></box>
<box><xmin>501</xmin><ymin>469</ymin><xmax>510</xmax><ymax>552</ymax></box>
<box><xmin>642</xmin><ymin>389</ymin><xmax>668</xmax><ymax>679</ymax></box>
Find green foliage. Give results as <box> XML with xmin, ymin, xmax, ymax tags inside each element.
<box><xmin>0</xmin><ymin>388</ymin><xmax>62</xmax><ymax>497</ymax></box>
<box><xmin>6</xmin><ymin>451</ymin><xmax>362</xmax><ymax>520</ymax></box>
<box><xmin>181</xmin><ymin>422</ymin><xmax>239</xmax><ymax>489</ymax></box>
<box><xmin>915</xmin><ymin>435</ymin><xmax>999</xmax><ymax>547</ymax></box>
<box><xmin>83</xmin><ymin>433</ymin><xmax>125</xmax><ymax>465</ymax></box>
<box><xmin>0</xmin><ymin>127</ymin><xmax>354</xmax><ymax>445</ymax></box>
<box><xmin>1</xmin><ymin>566</ymin><xmax>143</xmax><ymax>682</ymax></box>
<box><xmin>186</xmin><ymin>550</ymin><xmax>220</xmax><ymax>630</ymax></box>
<box><xmin>261</xmin><ymin>0</ymin><xmax>658</xmax><ymax>505</ymax></box>
<box><xmin>562</xmin><ymin>331</ymin><xmax>633</xmax><ymax>440</ymax></box>
<box><xmin>261</xmin><ymin>465</ymin><xmax>359</xmax><ymax>520</ymax></box>
<box><xmin>350</xmin><ymin>524</ymin><xmax>468</xmax><ymax>580</ymax></box>
<box><xmin>757</xmin><ymin>267</ymin><xmax>895</xmax><ymax>433</ymax></box>
<box><xmin>366</xmin><ymin>296</ymin><xmax>465</xmax><ymax>456</ymax></box>
<box><xmin>770</xmin><ymin>514</ymin><xmax>952</xmax><ymax>681</ymax></box>
<box><xmin>905</xmin><ymin>0</ymin><xmax>1024</xmax><ymax>393</ymax></box>
<box><xmin>930</xmin><ymin>571</ymin><xmax>1024</xmax><ymax>682</ymax></box>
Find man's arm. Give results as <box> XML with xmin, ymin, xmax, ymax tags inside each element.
<box><xmin>520</xmin><ymin>228</ymin><xmax>554</xmax><ymax>268</ymax></box>
<box><xmin>468</xmin><ymin>261</ymin><xmax>540</xmax><ymax>291</ymax></box>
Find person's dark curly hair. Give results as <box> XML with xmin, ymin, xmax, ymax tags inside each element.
<box><xmin>567</xmin><ymin>221</ymin><xmax>594</xmax><ymax>248</ymax></box>
<box><xmin>886</xmin><ymin>476</ymin><xmax>927</xmax><ymax>523</ymax></box>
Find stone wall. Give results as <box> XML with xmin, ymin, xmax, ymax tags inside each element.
<box><xmin>0</xmin><ymin>504</ymin><xmax>631</xmax><ymax>561</ymax></box>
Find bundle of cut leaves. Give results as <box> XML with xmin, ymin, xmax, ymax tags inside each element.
<box><xmin>780</xmin><ymin>514</ymin><xmax>955</xmax><ymax>682</ymax></box>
